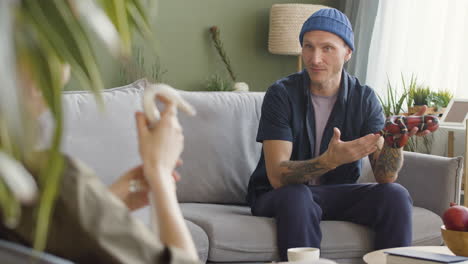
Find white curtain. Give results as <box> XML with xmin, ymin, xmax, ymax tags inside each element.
<box><xmin>343</xmin><ymin>0</ymin><xmax>380</xmax><ymax>83</ymax></box>
<box><xmin>365</xmin><ymin>0</ymin><xmax>468</xmax><ymax>100</ymax></box>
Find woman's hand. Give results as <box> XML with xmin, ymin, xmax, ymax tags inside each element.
<box><xmin>109</xmin><ymin>160</ymin><xmax>183</xmax><ymax>211</ymax></box>
<box><xmin>135</xmin><ymin>95</ymin><xmax>198</xmax><ymax>260</ymax></box>
<box><xmin>135</xmin><ymin>96</ymin><xmax>184</xmax><ymax>187</ymax></box>
<box><xmin>109</xmin><ymin>165</ymin><xmax>149</xmax><ymax>211</ymax></box>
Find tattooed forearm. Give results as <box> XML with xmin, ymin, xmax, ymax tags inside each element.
<box><xmin>373</xmin><ymin>145</ymin><xmax>403</xmax><ymax>183</ymax></box>
<box><xmin>279</xmin><ymin>158</ymin><xmax>332</xmax><ymax>185</ymax></box>
<box><xmin>369</xmin><ymin>139</ymin><xmax>383</xmax><ymax>170</ymax></box>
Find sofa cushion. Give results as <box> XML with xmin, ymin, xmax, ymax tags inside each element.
<box><xmin>184</xmin><ymin>220</ymin><xmax>210</xmax><ymax>263</ymax></box>
<box><xmin>397</xmin><ymin>152</ymin><xmax>463</xmax><ymax>217</ymax></box>
<box><xmin>180</xmin><ymin>203</ymin><xmax>442</xmax><ymax>262</ymax></box>
<box><xmin>62</xmin><ymin>83</ymin><xmax>265</xmax><ymax>205</ymax></box>
<box><xmin>131</xmin><ymin>208</ymin><xmax>209</xmax><ymax>263</ymax></box>
<box><xmin>62</xmin><ymin>79</ymin><xmax>146</xmax><ymax>185</ymax></box>
<box><xmin>176</xmin><ymin>91</ymin><xmax>264</xmax><ymax>204</ymax></box>
<box><xmin>181</xmin><ymin>203</ymin><xmax>277</xmax><ymax>262</ymax></box>
<box><xmin>357</xmin><ymin>157</ymin><xmax>376</xmax><ymax>183</ymax></box>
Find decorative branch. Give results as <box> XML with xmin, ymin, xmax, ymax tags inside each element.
<box><xmin>209</xmin><ymin>26</ymin><xmax>236</xmax><ymax>82</ymax></box>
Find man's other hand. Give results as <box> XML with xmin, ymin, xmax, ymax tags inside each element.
<box><xmin>408</xmin><ymin>105</ymin><xmax>432</xmax><ymax>137</ymax></box>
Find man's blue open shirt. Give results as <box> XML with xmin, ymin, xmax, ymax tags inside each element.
<box><xmin>246</xmin><ymin>70</ymin><xmax>385</xmax><ymax>206</ymax></box>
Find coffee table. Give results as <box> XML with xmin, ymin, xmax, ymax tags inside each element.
<box><xmin>274</xmin><ymin>259</ymin><xmax>336</xmax><ymax>264</ymax></box>
<box><xmin>363</xmin><ymin>246</ymin><xmax>453</xmax><ymax>264</ymax></box>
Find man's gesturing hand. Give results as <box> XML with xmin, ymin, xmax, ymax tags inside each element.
<box><xmin>323</xmin><ymin>127</ymin><xmax>381</xmax><ymax>168</ymax></box>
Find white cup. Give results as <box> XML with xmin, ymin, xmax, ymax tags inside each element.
<box><xmin>287</xmin><ymin>247</ymin><xmax>320</xmax><ymax>262</ymax></box>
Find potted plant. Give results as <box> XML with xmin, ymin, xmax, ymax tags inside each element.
<box><xmin>205</xmin><ymin>74</ymin><xmax>235</xmax><ymax>91</ymax></box>
<box><xmin>407</xmin><ymin>82</ymin><xmax>454</xmax><ymax>116</ymax></box>
<box><xmin>377</xmin><ymin>77</ymin><xmax>408</xmax><ymax>118</ymax></box>
<box><xmin>0</xmin><ymin>0</ymin><xmax>154</xmax><ymax>251</ymax></box>
<box><xmin>379</xmin><ymin>75</ymin><xmax>433</xmax><ymax>153</ymax></box>
<box><xmin>435</xmin><ymin>90</ymin><xmax>454</xmax><ymax>108</ymax></box>
<box><xmin>427</xmin><ymin>90</ymin><xmax>453</xmax><ymax>116</ymax></box>
<box><xmin>208</xmin><ymin>26</ymin><xmax>248</xmax><ymax>92</ymax></box>
<box><xmin>408</xmin><ymin>85</ymin><xmax>432</xmax><ymax>114</ymax></box>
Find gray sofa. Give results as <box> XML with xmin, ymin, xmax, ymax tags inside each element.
<box><xmin>60</xmin><ymin>79</ymin><xmax>463</xmax><ymax>264</ymax></box>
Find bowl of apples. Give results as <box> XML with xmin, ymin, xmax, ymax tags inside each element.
<box><xmin>441</xmin><ymin>203</ymin><xmax>468</xmax><ymax>257</ymax></box>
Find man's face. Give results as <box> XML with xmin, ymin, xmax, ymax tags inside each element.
<box><xmin>301</xmin><ymin>30</ymin><xmax>352</xmax><ymax>87</ymax></box>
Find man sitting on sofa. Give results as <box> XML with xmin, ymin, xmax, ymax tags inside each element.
<box><xmin>246</xmin><ymin>8</ymin><xmax>432</xmax><ymax>261</ymax></box>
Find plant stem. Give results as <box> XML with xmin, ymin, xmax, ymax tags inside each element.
<box><xmin>209</xmin><ymin>26</ymin><xmax>236</xmax><ymax>82</ymax></box>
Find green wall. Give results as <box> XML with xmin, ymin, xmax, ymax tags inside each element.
<box><xmin>66</xmin><ymin>0</ymin><xmax>339</xmax><ymax>91</ymax></box>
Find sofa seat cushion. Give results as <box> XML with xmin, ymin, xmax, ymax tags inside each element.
<box><xmin>181</xmin><ymin>203</ymin><xmax>277</xmax><ymax>262</ymax></box>
<box><xmin>412</xmin><ymin>207</ymin><xmax>443</xmax><ymax>246</ymax></box>
<box><xmin>132</xmin><ymin>208</ymin><xmax>209</xmax><ymax>263</ymax></box>
<box><xmin>180</xmin><ymin>203</ymin><xmax>442</xmax><ymax>262</ymax></box>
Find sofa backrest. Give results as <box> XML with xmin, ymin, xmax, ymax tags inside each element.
<box><xmin>357</xmin><ymin>158</ymin><xmax>376</xmax><ymax>183</ymax></box>
<box><xmin>60</xmin><ymin>80</ymin><xmax>376</xmax><ymax>205</ymax></box>
<box><xmin>176</xmin><ymin>90</ymin><xmax>264</xmax><ymax>204</ymax></box>
<box><xmin>60</xmin><ymin>80</ymin><xmax>264</xmax><ymax>204</ymax></box>
<box><xmin>62</xmin><ymin>80</ymin><xmax>146</xmax><ymax>186</ymax></box>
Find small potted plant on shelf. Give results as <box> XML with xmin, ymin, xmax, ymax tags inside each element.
<box><xmin>427</xmin><ymin>90</ymin><xmax>453</xmax><ymax>117</ymax></box>
<box><xmin>408</xmin><ymin>87</ymin><xmax>453</xmax><ymax>116</ymax></box>
<box><xmin>408</xmin><ymin>85</ymin><xmax>432</xmax><ymax>114</ymax></box>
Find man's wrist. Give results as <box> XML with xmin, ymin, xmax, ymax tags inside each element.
<box><xmin>382</xmin><ymin>142</ymin><xmax>404</xmax><ymax>150</ymax></box>
<box><xmin>320</xmin><ymin>152</ymin><xmax>338</xmax><ymax>170</ymax></box>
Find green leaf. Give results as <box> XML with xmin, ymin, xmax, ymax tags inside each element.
<box><xmin>20</xmin><ymin>1</ymin><xmax>101</xmax><ymax>97</ymax></box>
<box><xmin>113</xmin><ymin>0</ymin><xmax>132</xmax><ymax>55</ymax></box>
<box><xmin>5</xmin><ymin>0</ymin><xmax>157</xmax><ymax>253</ymax></box>
<box><xmin>0</xmin><ymin>177</ymin><xmax>21</xmax><ymax>229</ymax></box>
<box><xmin>126</xmin><ymin>2</ymin><xmax>157</xmax><ymax>55</ymax></box>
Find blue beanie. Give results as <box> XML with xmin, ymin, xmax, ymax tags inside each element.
<box><xmin>299</xmin><ymin>8</ymin><xmax>354</xmax><ymax>51</ymax></box>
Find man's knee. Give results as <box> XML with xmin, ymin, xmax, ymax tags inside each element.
<box><xmin>378</xmin><ymin>183</ymin><xmax>410</xmax><ymax>197</ymax></box>
<box><xmin>273</xmin><ymin>184</ymin><xmax>320</xmax><ymax>213</ymax></box>
<box><xmin>275</xmin><ymin>184</ymin><xmax>312</xmax><ymax>201</ymax></box>
<box><xmin>275</xmin><ymin>184</ymin><xmax>322</xmax><ymax>226</ymax></box>
<box><xmin>376</xmin><ymin>183</ymin><xmax>413</xmax><ymax>209</ymax></box>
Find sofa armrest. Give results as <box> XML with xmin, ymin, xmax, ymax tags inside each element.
<box><xmin>397</xmin><ymin>151</ymin><xmax>463</xmax><ymax>217</ymax></box>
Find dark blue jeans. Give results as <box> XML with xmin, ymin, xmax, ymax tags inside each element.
<box><xmin>251</xmin><ymin>183</ymin><xmax>413</xmax><ymax>261</ymax></box>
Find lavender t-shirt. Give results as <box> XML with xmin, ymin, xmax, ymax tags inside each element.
<box><xmin>311</xmin><ymin>93</ymin><xmax>338</xmax><ymax>157</ymax></box>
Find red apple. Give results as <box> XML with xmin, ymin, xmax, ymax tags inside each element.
<box><xmin>442</xmin><ymin>204</ymin><xmax>468</xmax><ymax>231</ymax></box>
